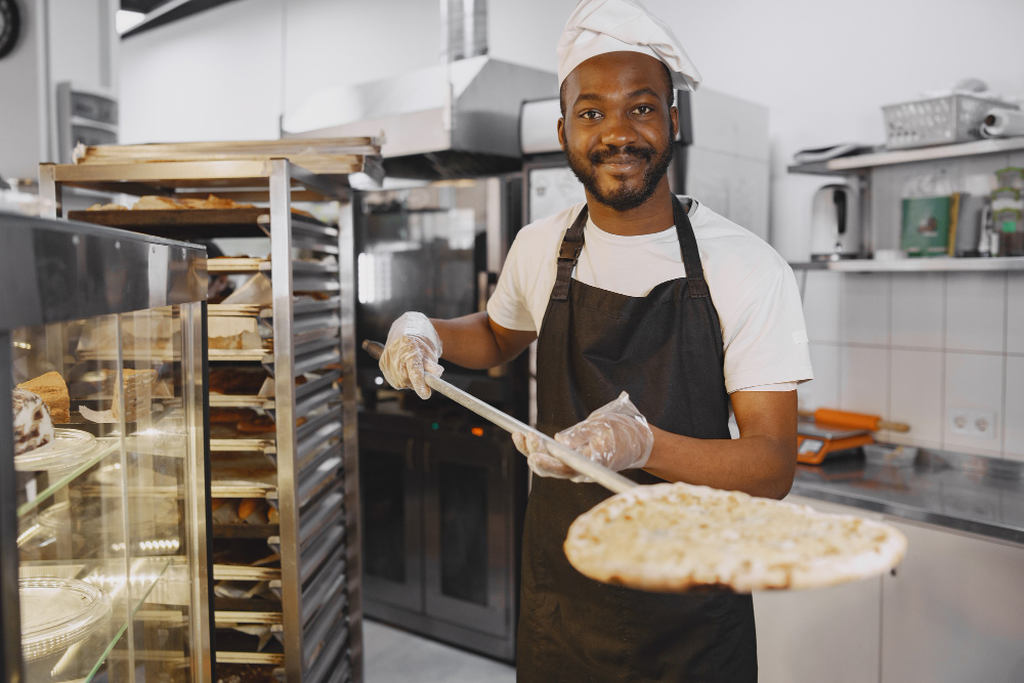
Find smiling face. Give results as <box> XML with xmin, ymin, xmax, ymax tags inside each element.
<box><xmin>558</xmin><ymin>51</ymin><xmax>678</xmax><ymax>213</ymax></box>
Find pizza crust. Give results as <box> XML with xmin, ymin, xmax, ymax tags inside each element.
<box><xmin>564</xmin><ymin>481</ymin><xmax>907</xmax><ymax>593</ymax></box>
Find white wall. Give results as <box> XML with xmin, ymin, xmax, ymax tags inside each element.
<box><xmin>0</xmin><ymin>0</ymin><xmax>46</xmax><ymax>180</ymax></box>
<box><xmin>0</xmin><ymin>0</ymin><xmax>116</xmax><ymax>180</ymax></box>
<box><xmin>119</xmin><ymin>0</ymin><xmax>284</xmax><ymax>143</ymax></box>
<box><xmin>282</xmin><ymin>0</ymin><xmax>440</xmax><ymax>132</ymax></box>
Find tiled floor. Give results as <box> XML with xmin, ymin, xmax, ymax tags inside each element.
<box><xmin>364</xmin><ymin>620</ymin><xmax>516</xmax><ymax>683</ymax></box>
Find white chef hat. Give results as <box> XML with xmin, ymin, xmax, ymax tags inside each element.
<box><xmin>557</xmin><ymin>0</ymin><xmax>702</xmax><ymax>92</ymax></box>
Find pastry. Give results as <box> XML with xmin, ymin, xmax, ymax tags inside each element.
<box><xmin>209</xmin><ymin>367</ymin><xmax>268</xmax><ymax>395</ymax></box>
<box><xmin>12</xmin><ymin>389</ymin><xmax>54</xmax><ymax>455</ymax></box>
<box><xmin>17</xmin><ymin>371</ymin><xmax>70</xmax><ymax>424</ymax></box>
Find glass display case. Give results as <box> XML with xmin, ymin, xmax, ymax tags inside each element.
<box><xmin>0</xmin><ymin>211</ymin><xmax>211</xmax><ymax>681</ymax></box>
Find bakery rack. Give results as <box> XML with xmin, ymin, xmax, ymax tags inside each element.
<box><xmin>40</xmin><ymin>140</ymin><xmax>377</xmax><ymax>683</ymax></box>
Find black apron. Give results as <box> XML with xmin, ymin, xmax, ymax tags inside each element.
<box><xmin>516</xmin><ymin>196</ymin><xmax>757</xmax><ymax>682</ymax></box>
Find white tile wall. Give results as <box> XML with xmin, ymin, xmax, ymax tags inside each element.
<box><xmin>890</xmin><ymin>272</ymin><xmax>945</xmax><ymax>349</ymax></box>
<box><xmin>802</xmin><ymin>270</ymin><xmax>842</xmax><ymax>343</ymax></box>
<box><xmin>889</xmin><ymin>349</ymin><xmax>943</xmax><ymax>448</ymax></box>
<box><xmin>945</xmin><ymin>272</ymin><xmax>1007</xmax><ymax>353</ymax></box>
<box><xmin>799</xmin><ymin>342</ymin><xmax>841</xmax><ymax>411</ymax></box>
<box><xmin>841</xmin><ymin>273</ymin><xmax>890</xmax><ymax>346</ymax></box>
<box><xmin>1006</xmin><ymin>272</ymin><xmax>1024</xmax><ymax>355</ymax></box>
<box><xmin>796</xmin><ymin>152</ymin><xmax>1023</xmax><ymax>460</ymax></box>
<box><xmin>839</xmin><ymin>345</ymin><xmax>889</xmax><ymax>417</ymax></box>
<box><xmin>943</xmin><ymin>352</ymin><xmax>1005</xmax><ymax>457</ymax></box>
<box><xmin>1004</xmin><ymin>356</ymin><xmax>1024</xmax><ymax>462</ymax></box>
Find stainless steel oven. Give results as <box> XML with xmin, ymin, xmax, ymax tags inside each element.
<box><xmin>354</xmin><ymin>175</ymin><xmax>529</xmax><ymax>662</ymax></box>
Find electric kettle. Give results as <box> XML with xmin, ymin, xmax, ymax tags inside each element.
<box><xmin>810</xmin><ymin>183</ymin><xmax>861</xmax><ymax>260</ymax></box>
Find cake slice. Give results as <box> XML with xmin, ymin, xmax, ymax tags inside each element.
<box><xmin>17</xmin><ymin>371</ymin><xmax>70</xmax><ymax>424</ymax></box>
<box><xmin>12</xmin><ymin>389</ymin><xmax>55</xmax><ymax>455</ymax></box>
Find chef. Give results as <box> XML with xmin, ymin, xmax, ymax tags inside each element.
<box><xmin>378</xmin><ymin>0</ymin><xmax>813</xmax><ymax>679</ymax></box>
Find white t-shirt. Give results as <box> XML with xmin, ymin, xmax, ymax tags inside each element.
<box><xmin>486</xmin><ymin>197</ymin><xmax>813</xmax><ymax>394</ymax></box>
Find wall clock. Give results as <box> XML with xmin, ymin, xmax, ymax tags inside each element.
<box><xmin>0</xmin><ymin>0</ymin><xmax>20</xmax><ymax>60</ymax></box>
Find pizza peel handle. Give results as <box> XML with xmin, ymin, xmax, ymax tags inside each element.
<box><xmin>363</xmin><ymin>340</ymin><xmax>637</xmax><ymax>495</ymax></box>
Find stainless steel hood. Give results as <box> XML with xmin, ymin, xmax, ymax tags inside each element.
<box><xmin>283</xmin><ymin>56</ymin><xmax>557</xmax><ymax>179</ymax></box>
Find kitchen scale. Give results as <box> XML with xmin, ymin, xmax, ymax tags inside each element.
<box><xmin>796</xmin><ymin>420</ymin><xmax>873</xmax><ymax>465</ymax></box>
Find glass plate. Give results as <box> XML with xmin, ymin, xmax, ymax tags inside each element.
<box><xmin>19</xmin><ymin>577</ymin><xmax>111</xmax><ymax>661</ymax></box>
<box><xmin>14</xmin><ymin>429</ymin><xmax>97</xmax><ymax>473</ymax></box>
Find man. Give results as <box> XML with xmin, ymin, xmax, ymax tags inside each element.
<box><xmin>378</xmin><ymin>0</ymin><xmax>813</xmax><ymax>679</ymax></box>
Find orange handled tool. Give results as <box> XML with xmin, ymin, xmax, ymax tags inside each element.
<box><xmin>798</xmin><ymin>408</ymin><xmax>910</xmax><ymax>433</ymax></box>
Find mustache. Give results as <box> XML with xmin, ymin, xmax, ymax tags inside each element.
<box><xmin>589</xmin><ymin>145</ymin><xmax>655</xmax><ymax>165</ymax></box>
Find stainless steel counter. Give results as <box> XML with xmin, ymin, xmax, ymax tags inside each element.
<box><xmin>791</xmin><ymin>448</ymin><xmax>1024</xmax><ymax>545</ymax></box>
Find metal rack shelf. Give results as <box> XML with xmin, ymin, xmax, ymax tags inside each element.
<box><xmin>40</xmin><ymin>150</ymin><xmax>367</xmax><ymax>683</ymax></box>
<box><xmin>788</xmin><ymin>137</ymin><xmax>1024</xmax><ymax>176</ymax></box>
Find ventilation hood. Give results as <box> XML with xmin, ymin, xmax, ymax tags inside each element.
<box><xmin>283</xmin><ymin>56</ymin><xmax>557</xmax><ymax>179</ymax></box>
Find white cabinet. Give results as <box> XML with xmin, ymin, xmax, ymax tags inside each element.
<box><xmin>880</xmin><ymin>519</ymin><xmax>1024</xmax><ymax>683</ymax></box>
<box><xmin>754</xmin><ymin>496</ymin><xmax>883</xmax><ymax>683</ymax></box>
<box><xmin>755</xmin><ymin>494</ymin><xmax>1024</xmax><ymax>683</ymax></box>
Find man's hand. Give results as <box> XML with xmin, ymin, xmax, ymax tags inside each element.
<box><xmin>513</xmin><ymin>392</ymin><xmax>654</xmax><ymax>482</ymax></box>
<box><xmin>379</xmin><ymin>312</ymin><xmax>443</xmax><ymax>399</ymax></box>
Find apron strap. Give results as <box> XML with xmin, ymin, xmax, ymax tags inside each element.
<box><xmin>672</xmin><ymin>195</ymin><xmax>710</xmax><ymax>299</ymax></box>
<box><xmin>551</xmin><ymin>204</ymin><xmax>588</xmax><ymax>301</ymax></box>
<box><xmin>550</xmin><ymin>196</ymin><xmax>709</xmax><ymax>301</ymax></box>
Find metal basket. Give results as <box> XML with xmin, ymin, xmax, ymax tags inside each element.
<box><xmin>882</xmin><ymin>94</ymin><xmax>1017</xmax><ymax>149</ymax></box>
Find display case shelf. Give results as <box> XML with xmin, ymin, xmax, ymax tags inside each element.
<box><xmin>15</xmin><ymin>437</ymin><xmax>119</xmax><ymax>517</ymax></box>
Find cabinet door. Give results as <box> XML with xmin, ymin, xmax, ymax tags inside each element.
<box><xmin>753</xmin><ymin>495</ymin><xmax>883</xmax><ymax>683</ymax></box>
<box><xmin>359</xmin><ymin>426</ymin><xmax>423</xmax><ymax>612</ymax></box>
<box><xmin>881</xmin><ymin>519</ymin><xmax>1024</xmax><ymax>683</ymax></box>
<box><xmin>422</xmin><ymin>430</ymin><xmax>514</xmax><ymax>638</ymax></box>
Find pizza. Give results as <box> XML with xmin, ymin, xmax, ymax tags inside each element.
<box><xmin>563</xmin><ymin>481</ymin><xmax>906</xmax><ymax>593</ymax></box>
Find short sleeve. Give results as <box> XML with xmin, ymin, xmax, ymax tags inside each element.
<box><xmin>486</xmin><ymin>232</ymin><xmax>538</xmax><ymax>332</ymax></box>
<box><xmin>720</xmin><ymin>257</ymin><xmax>814</xmax><ymax>394</ymax></box>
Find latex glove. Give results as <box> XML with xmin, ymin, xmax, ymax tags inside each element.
<box><xmin>379</xmin><ymin>312</ymin><xmax>443</xmax><ymax>399</ymax></box>
<box><xmin>512</xmin><ymin>391</ymin><xmax>654</xmax><ymax>482</ymax></box>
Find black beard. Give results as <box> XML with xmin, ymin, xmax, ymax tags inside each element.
<box><xmin>566</xmin><ymin>136</ymin><xmax>674</xmax><ymax>211</ymax></box>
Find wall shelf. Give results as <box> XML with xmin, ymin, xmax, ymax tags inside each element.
<box><xmin>790</xmin><ymin>256</ymin><xmax>1024</xmax><ymax>272</ymax></box>
<box><xmin>788</xmin><ymin>137</ymin><xmax>1024</xmax><ymax>175</ymax></box>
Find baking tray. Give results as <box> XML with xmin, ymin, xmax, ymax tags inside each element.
<box><xmin>216</xmin><ymin>651</ymin><xmax>285</xmax><ymax>665</ymax></box>
<box><xmin>214</xmin><ymin>565</ymin><xmax>282</xmax><ymax>582</ymax></box>
<box><xmin>208</xmin><ymin>258</ymin><xmax>271</xmax><ymax>274</ymax></box>
<box><xmin>209</xmin><ymin>348</ymin><xmax>270</xmax><ymax>362</ymax></box>
<box><xmin>67</xmin><ymin>208</ymin><xmax>273</xmax><ymax>239</ymax></box>
<box><xmin>210</xmin><ymin>394</ymin><xmax>275</xmax><ymax>410</ymax></box>
<box><xmin>211</xmin><ymin>438</ymin><xmax>276</xmax><ymax>455</ymax></box>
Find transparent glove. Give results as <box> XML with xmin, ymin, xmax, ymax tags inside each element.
<box><xmin>512</xmin><ymin>391</ymin><xmax>654</xmax><ymax>482</ymax></box>
<box><xmin>379</xmin><ymin>312</ymin><xmax>443</xmax><ymax>399</ymax></box>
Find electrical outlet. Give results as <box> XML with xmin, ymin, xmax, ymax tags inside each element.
<box><xmin>949</xmin><ymin>409</ymin><xmax>970</xmax><ymax>436</ymax></box>
<box><xmin>948</xmin><ymin>408</ymin><xmax>998</xmax><ymax>439</ymax></box>
<box><xmin>971</xmin><ymin>410</ymin><xmax>997</xmax><ymax>440</ymax></box>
